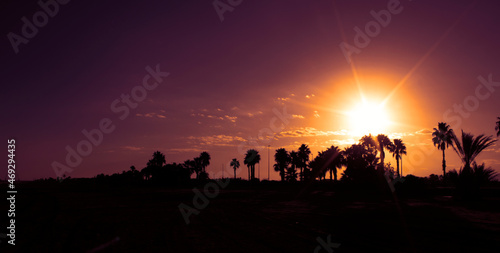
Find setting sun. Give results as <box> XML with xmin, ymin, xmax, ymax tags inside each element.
<box><xmin>348</xmin><ymin>100</ymin><xmax>391</xmax><ymax>136</ymax></box>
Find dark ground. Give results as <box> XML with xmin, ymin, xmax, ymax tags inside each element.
<box><xmin>1</xmin><ymin>180</ymin><xmax>499</xmax><ymax>252</ymax></box>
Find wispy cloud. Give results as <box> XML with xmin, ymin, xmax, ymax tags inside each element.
<box><xmin>313</xmin><ymin>111</ymin><xmax>320</xmax><ymax>118</ymax></box>
<box><xmin>136</xmin><ymin>112</ymin><xmax>167</xmax><ymax>119</ymax></box>
<box><xmin>277</xmin><ymin>127</ymin><xmax>348</xmax><ymax>138</ymax></box>
<box><xmin>121</xmin><ymin>146</ymin><xmax>144</xmax><ymax>151</ymax></box>
<box><xmin>187</xmin><ymin>135</ymin><xmax>246</xmax><ymax>146</ymax></box>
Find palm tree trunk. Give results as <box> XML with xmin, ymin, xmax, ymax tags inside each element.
<box><xmin>234</xmin><ymin>169</ymin><xmax>236</xmax><ymax>180</ymax></box>
<box><xmin>400</xmin><ymin>157</ymin><xmax>403</xmax><ymax>177</ymax></box>
<box><xmin>248</xmin><ymin>166</ymin><xmax>250</xmax><ymax>180</ymax></box>
<box><xmin>334</xmin><ymin>168</ymin><xmax>337</xmax><ymax>181</ymax></box>
<box><xmin>251</xmin><ymin>165</ymin><xmax>255</xmax><ymax>180</ymax></box>
<box><xmin>330</xmin><ymin>169</ymin><xmax>333</xmax><ymax>181</ymax></box>
<box><xmin>379</xmin><ymin>148</ymin><xmax>385</xmax><ymax>173</ymax></box>
<box><xmin>396</xmin><ymin>156</ymin><xmax>400</xmax><ymax>177</ymax></box>
<box><xmin>442</xmin><ymin>149</ymin><xmax>446</xmax><ymax>178</ymax></box>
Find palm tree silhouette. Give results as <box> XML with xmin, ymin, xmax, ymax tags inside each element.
<box><xmin>287</xmin><ymin>151</ymin><xmax>299</xmax><ymax>181</ymax></box>
<box><xmin>432</xmin><ymin>122</ymin><xmax>455</xmax><ymax>177</ymax></box>
<box><xmin>230</xmin><ymin>158</ymin><xmax>240</xmax><ymax>179</ymax></box>
<box><xmin>199</xmin><ymin>152</ymin><xmax>211</xmax><ymax>173</ymax></box>
<box><xmin>388</xmin><ymin>139</ymin><xmax>407</xmax><ymax>177</ymax></box>
<box><xmin>495</xmin><ymin>117</ymin><xmax>500</xmax><ymax>137</ymax></box>
<box><xmin>244</xmin><ymin>149</ymin><xmax>261</xmax><ymax>180</ymax></box>
<box><xmin>376</xmin><ymin>134</ymin><xmax>393</xmax><ymax>172</ymax></box>
<box><xmin>451</xmin><ymin>130</ymin><xmax>497</xmax><ymax>171</ymax></box>
<box><xmin>324</xmin><ymin>145</ymin><xmax>343</xmax><ymax>181</ymax></box>
<box><xmin>148</xmin><ymin>151</ymin><xmax>166</xmax><ymax>167</ymax></box>
<box><xmin>297</xmin><ymin>144</ymin><xmax>311</xmax><ymax>181</ymax></box>
<box><xmin>183</xmin><ymin>159</ymin><xmax>198</xmax><ymax>179</ymax></box>
<box><xmin>274</xmin><ymin>148</ymin><xmax>290</xmax><ymax>181</ymax></box>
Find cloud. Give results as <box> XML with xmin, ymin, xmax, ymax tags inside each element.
<box><xmin>165</xmin><ymin>148</ymin><xmax>203</xmax><ymax>154</ymax></box>
<box><xmin>191</xmin><ymin>112</ymin><xmax>237</xmax><ymax>122</ymax></box>
<box><xmin>277</xmin><ymin>127</ymin><xmax>348</xmax><ymax>138</ymax></box>
<box><xmin>225</xmin><ymin>115</ymin><xmax>237</xmax><ymax>122</ymax></box>
<box><xmin>136</xmin><ymin>112</ymin><xmax>167</xmax><ymax>119</ymax></box>
<box><xmin>121</xmin><ymin>146</ymin><xmax>144</xmax><ymax>151</ymax></box>
<box><xmin>276</xmin><ymin>97</ymin><xmax>290</xmax><ymax>101</ymax></box>
<box><xmin>482</xmin><ymin>159</ymin><xmax>500</xmax><ymax>165</ymax></box>
<box><xmin>187</xmin><ymin>135</ymin><xmax>246</xmax><ymax>146</ymax></box>
<box><xmin>292</xmin><ymin>114</ymin><xmax>305</xmax><ymax>119</ymax></box>
<box><xmin>416</xmin><ymin>129</ymin><xmax>433</xmax><ymax>135</ymax></box>
<box><xmin>314</xmin><ymin>111</ymin><xmax>320</xmax><ymax>118</ymax></box>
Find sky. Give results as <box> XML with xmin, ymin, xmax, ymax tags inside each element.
<box><xmin>1</xmin><ymin>0</ymin><xmax>500</xmax><ymax>180</ymax></box>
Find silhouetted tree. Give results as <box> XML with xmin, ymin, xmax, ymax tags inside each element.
<box><xmin>496</xmin><ymin>117</ymin><xmax>500</xmax><ymax>137</ymax></box>
<box><xmin>147</xmin><ymin>151</ymin><xmax>166</xmax><ymax>168</ymax></box>
<box><xmin>309</xmin><ymin>151</ymin><xmax>326</xmax><ymax>180</ymax></box>
<box><xmin>341</xmin><ymin>144</ymin><xmax>378</xmax><ymax>183</ymax></box>
<box><xmin>193</xmin><ymin>157</ymin><xmax>202</xmax><ymax>179</ymax></box>
<box><xmin>244</xmin><ymin>149</ymin><xmax>260</xmax><ymax>180</ymax></box>
<box><xmin>199</xmin><ymin>151</ymin><xmax>211</xmax><ymax>173</ymax></box>
<box><xmin>287</xmin><ymin>151</ymin><xmax>299</xmax><ymax>182</ymax></box>
<box><xmin>376</xmin><ymin>134</ymin><xmax>393</xmax><ymax>173</ymax></box>
<box><xmin>452</xmin><ymin>131</ymin><xmax>497</xmax><ymax>199</ymax></box>
<box><xmin>230</xmin><ymin>158</ymin><xmax>240</xmax><ymax>179</ymax></box>
<box><xmin>472</xmin><ymin>162</ymin><xmax>498</xmax><ymax>184</ymax></box>
<box><xmin>183</xmin><ymin>159</ymin><xmax>198</xmax><ymax>179</ymax></box>
<box><xmin>274</xmin><ymin>148</ymin><xmax>290</xmax><ymax>181</ymax></box>
<box><xmin>297</xmin><ymin>144</ymin><xmax>311</xmax><ymax>181</ymax></box>
<box><xmin>388</xmin><ymin>139</ymin><xmax>407</xmax><ymax>177</ymax></box>
<box><xmin>432</xmin><ymin>122</ymin><xmax>454</xmax><ymax>177</ymax></box>
<box><xmin>324</xmin><ymin>145</ymin><xmax>343</xmax><ymax>181</ymax></box>
<box><xmin>451</xmin><ymin>130</ymin><xmax>496</xmax><ymax>171</ymax></box>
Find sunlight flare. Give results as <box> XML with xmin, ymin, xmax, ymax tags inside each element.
<box><xmin>348</xmin><ymin>100</ymin><xmax>391</xmax><ymax>136</ymax></box>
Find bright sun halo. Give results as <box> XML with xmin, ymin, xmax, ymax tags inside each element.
<box><xmin>348</xmin><ymin>101</ymin><xmax>391</xmax><ymax>136</ymax></box>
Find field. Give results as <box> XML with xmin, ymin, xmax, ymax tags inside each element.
<box><xmin>1</xmin><ymin>180</ymin><xmax>500</xmax><ymax>252</ymax></box>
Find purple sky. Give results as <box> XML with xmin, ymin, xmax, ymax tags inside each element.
<box><xmin>2</xmin><ymin>0</ymin><xmax>500</xmax><ymax>180</ymax></box>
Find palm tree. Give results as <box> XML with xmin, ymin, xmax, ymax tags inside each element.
<box><xmin>376</xmin><ymin>134</ymin><xmax>393</xmax><ymax>172</ymax></box>
<box><xmin>495</xmin><ymin>117</ymin><xmax>500</xmax><ymax>137</ymax></box>
<box><xmin>309</xmin><ymin>151</ymin><xmax>326</xmax><ymax>180</ymax></box>
<box><xmin>472</xmin><ymin>162</ymin><xmax>498</xmax><ymax>184</ymax></box>
<box><xmin>274</xmin><ymin>148</ymin><xmax>290</xmax><ymax>181</ymax></box>
<box><xmin>287</xmin><ymin>151</ymin><xmax>299</xmax><ymax>182</ymax></box>
<box><xmin>230</xmin><ymin>158</ymin><xmax>240</xmax><ymax>179</ymax></box>
<box><xmin>432</xmin><ymin>122</ymin><xmax>455</xmax><ymax>177</ymax></box>
<box><xmin>183</xmin><ymin>159</ymin><xmax>198</xmax><ymax>179</ymax></box>
<box><xmin>199</xmin><ymin>152</ymin><xmax>211</xmax><ymax>173</ymax></box>
<box><xmin>324</xmin><ymin>145</ymin><xmax>343</xmax><ymax>181</ymax></box>
<box><xmin>244</xmin><ymin>149</ymin><xmax>261</xmax><ymax>180</ymax></box>
<box><xmin>297</xmin><ymin>144</ymin><xmax>311</xmax><ymax>181</ymax></box>
<box><xmin>451</xmin><ymin>130</ymin><xmax>497</xmax><ymax>171</ymax></box>
<box><xmin>148</xmin><ymin>151</ymin><xmax>166</xmax><ymax>167</ymax></box>
<box><xmin>388</xmin><ymin>139</ymin><xmax>407</xmax><ymax>177</ymax></box>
